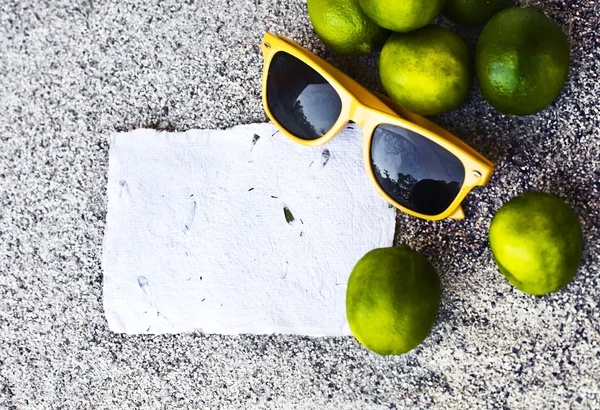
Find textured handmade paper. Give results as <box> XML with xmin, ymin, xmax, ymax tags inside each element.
<box><xmin>102</xmin><ymin>123</ymin><xmax>395</xmax><ymax>336</ymax></box>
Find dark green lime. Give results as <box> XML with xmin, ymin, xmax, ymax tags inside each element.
<box><xmin>476</xmin><ymin>7</ymin><xmax>570</xmax><ymax>115</ymax></box>
<box><xmin>444</xmin><ymin>0</ymin><xmax>514</xmax><ymax>26</ymax></box>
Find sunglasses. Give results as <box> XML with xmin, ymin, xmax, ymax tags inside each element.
<box><xmin>261</xmin><ymin>33</ymin><xmax>494</xmax><ymax>221</ymax></box>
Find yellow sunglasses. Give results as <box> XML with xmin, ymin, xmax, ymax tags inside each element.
<box><xmin>261</xmin><ymin>33</ymin><xmax>494</xmax><ymax>221</ymax></box>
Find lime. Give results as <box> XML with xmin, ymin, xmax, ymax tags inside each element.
<box><xmin>443</xmin><ymin>0</ymin><xmax>514</xmax><ymax>26</ymax></box>
<box><xmin>307</xmin><ymin>0</ymin><xmax>390</xmax><ymax>56</ymax></box>
<box><xmin>476</xmin><ymin>7</ymin><xmax>570</xmax><ymax>115</ymax></box>
<box><xmin>346</xmin><ymin>245</ymin><xmax>440</xmax><ymax>355</ymax></box>
<box><xmin>358</xmin><ymin>0</ymin><xmax>446</xmax><ymax>32</ymax></box>
<box><xmin>489</xmin><ymin>192</ymin><xmax>583</xmax><ymax>295</ymax></box>
<box><xmin>379</xmin><ymin>25</ymin><xmax>471</xmax><ymax>116</ymax></box>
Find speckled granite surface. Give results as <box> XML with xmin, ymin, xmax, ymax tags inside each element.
<box><xmin>0</xmin><ymin>0</ymin><xmax>598</xmax><ymax>408</ymax></box>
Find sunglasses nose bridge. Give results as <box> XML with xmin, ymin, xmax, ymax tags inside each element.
<box><xmin>348</xmin><ymin>103</ymin><xmax>369</xmax><ymax>126</ymax></box>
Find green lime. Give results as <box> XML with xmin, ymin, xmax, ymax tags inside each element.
<box><xmin>443</xmin><ymin>0</ymin><xmax>514</xmax><ymax>26</ymax></box>
<box><xmin>358</xmin><ymin>0</ymin><xmax>446</xmax><ymax>32</ymax></box>
<box><xmin>489</xmin><ymin>192</ymin><xmax>583</xmax><ymax>295</ymax></box>
<box><xmin>379</xmin><ymin>25</ymin><xmax>471</xmax><ymax>116</ymax></box>
<box><xmin>307</xmin><ymin>0</ymin><xmax>390</xmax><ymax>56</ymax></box>
<box><xmin>346</xmin><ymin>245</ymin><xmax>440</xmax><ymax>355</ymax></box>
<box><xmin>476</xmin><ymin>7</ymin><xmax>570</xmax><ymax>115</ymax></box>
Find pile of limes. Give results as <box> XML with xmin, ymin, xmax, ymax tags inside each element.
<box><xmin>305</xmin><ymin>2</ymin><xmax>581</xmax><ymax>356</ymax></box>
<box><xmin>307</xmin><ymin>0</ymin><xmax>570</xmax><ymax>116</ymax></box>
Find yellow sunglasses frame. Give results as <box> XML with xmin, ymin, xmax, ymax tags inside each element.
<box><xmin>261</xmin><ymin>33</ymin><xmax>494</xmax><ymax>221</ymax></box>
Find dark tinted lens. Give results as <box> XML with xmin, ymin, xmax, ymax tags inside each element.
<box><xmin>267</xmin><ymin>52</ymin><xmax>342</xmax><ymax>140</ymax></box>
<box><xmin>370</xmin><ymin>124</ymin><xmax>465</xmax><ymax>216</ymax></box>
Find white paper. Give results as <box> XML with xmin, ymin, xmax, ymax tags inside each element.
<box><xmin>102</xmin><ymin>123</ymin><xmax>395</xmax><ymax>336</ymax></box>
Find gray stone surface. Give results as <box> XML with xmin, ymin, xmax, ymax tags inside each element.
<box><xmin>0</xmin><ymin>0</ymin><xmax>598</xmax><ymax>408</ymax></box>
